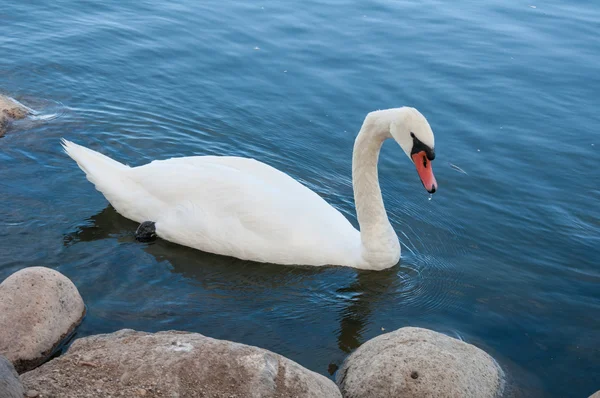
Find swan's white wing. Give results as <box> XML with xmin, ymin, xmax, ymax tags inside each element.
<box><xmin>126</xmin><ymin>156</ymin><xmax>361</xmax><ymax>266</ymax></box>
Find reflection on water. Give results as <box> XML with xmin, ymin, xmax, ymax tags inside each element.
<box><xmin>335</xmin><ymin>269</ymin><xmax>397</xmax><ymax>353</ymax></box>
<box><xmin>65</xmin><ymin>205</ymin><xmax>423</xmax><ymax>362</ymax></box>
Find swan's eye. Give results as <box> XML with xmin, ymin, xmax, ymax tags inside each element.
<box><xmin>410</xmin><ymin>134</ymin><xmax>434</xmax><ymax>161</ymax></box>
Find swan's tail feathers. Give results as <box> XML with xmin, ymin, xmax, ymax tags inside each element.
<box><xmin>62</xmin><ymin>139</ymin><xmax>151</xmax><ymax>223</ymax></box>
<box><xmin>62</xmin><ymin>138</ymin><xmax>128</xmax><ymax>175</ymax></box>
<box><xmin>61</xmin><ymin>138</ymin><xmax>131</xmax><ymax>191</ymax></box>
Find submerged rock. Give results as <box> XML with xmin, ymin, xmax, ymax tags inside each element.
<box><xmin>21</xmin><ymin>329</ymin><xmax>342</xmax><ymax>398</ymax></box>
<box><xmin>0</xmin><ymin>355</ymin><xmax>24</xmax><ymax>398</ymax></box>
<box><xmin>336</xmin><ymin>327</ymin><xmax>503</xmax><ymax>398</ymax></box>
<box><xmin>0</xmin><ymin>267</ymin><xmax>86</xmax><ymax>373</ymax></box>
<box><xmin>0</xmin><ymin>95</ymin><xmax>30</xmax><ymax>136</ymax></box>
<box><xmin>0</xmin><ymin>95</ymin><xmax>29</xmax><ymax>119</ymax></box>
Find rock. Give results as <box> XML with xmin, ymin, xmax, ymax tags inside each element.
<box><xmin>0</xmin><ymin>95</ymin><xmax>30</xmax><ymax>136</ymax></box>
<box><xmin>0</xmin><ymin>95</ymin><xmax>29</xmax><ymax>119</ymax></box>
<box><xmin>22</xmin><ymin>329</ymin><xmax>342</xmax><ymax>398</ymax></box>
<box><xmin>336</xmin><ymin>327</ymin><xmax>503</xmax><ymax>398</ymax></box>
<box><xmin>589</xmin><ymin>391</ymin><xmax>600</xmax><ymax>398</ymax></box>
<box><xmin>0</xmin><ymin>267</ymin><xmax>86</xmax><ymax>373</ymax></box>
<box><xmin>0</xmin><ymin>355</ymin><xmax>25</xmax><ymax>398</ymax></box>
<box><xmin>0</xmin><ymin>117</ymin><xmax>7</xmax><ymax>137</ymax></box>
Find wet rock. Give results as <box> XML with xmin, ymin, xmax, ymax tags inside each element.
<box><xmin>22</xmin><ymin>329</ymin><xmax>342</xmax><ymax>398</ymax></box>
<box><xmin>0</xmin><ymin>118</ymin><xmax>7</xmax><ymax>137</ymax></box>
<box><xmin>336</xmin><ymin>327</ymin><xmax>503</xmax><ymax>398</ymax></box>
<box><xmin>0</xmin><ymin>95</ymin><xmax>29</xmax><ymax>119</ymax></box>
<box><xmin>0</xmin><ymin>355</ymin><xmax>24</xmax><ymax>398</ymax></box>
<box><xmin>0</xmin><ymin>95</ymin><xmax>30</xmax><ymax>136</ymax></box>
<box><xmin>0</xmin><ymin>267</ymin><xmax>86</xmax><ymax>373</ymax></box>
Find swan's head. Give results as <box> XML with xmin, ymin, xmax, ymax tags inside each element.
<box><xmin>390</xmin><ymin>107</ymin><xmax>437</xmax><ymax>193</ymax></box>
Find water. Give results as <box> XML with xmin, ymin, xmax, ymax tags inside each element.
<box><xmin>1</xmin><ymin>0</ymin><xmax>599</xmax><ymax>396</ymax></box>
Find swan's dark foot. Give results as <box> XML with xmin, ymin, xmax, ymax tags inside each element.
<box><xmin>135</xmin><ymin>221</ymin><xmax>157</xmax><ymax>242</ymax></box>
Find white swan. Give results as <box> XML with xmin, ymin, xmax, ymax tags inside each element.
<box><xmin>63</xmin><ymin>107</ymin><xmax>437</xmax><ymax>270</ymax></box>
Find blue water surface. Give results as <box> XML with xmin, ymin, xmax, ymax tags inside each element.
<box><xmin>1</xmin><ymin>0</ymin><xmax>599</xmax><ymax>396</ymax></box>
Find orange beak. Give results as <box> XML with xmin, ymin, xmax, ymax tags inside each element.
<box><xmin>411</xmin><ymin>151</ymin><xmax>438</xmax><ymax>193</ymax></box>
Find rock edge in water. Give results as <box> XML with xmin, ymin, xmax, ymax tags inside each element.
<box><xmin>0</xmin><ymin>95</ymin><xmax>31</xmax><ymax>136</ymax></box>
<box><xmin>0</xmin><ymin>266</ymin><xmax>86</xmax><ymax>373</ymax></box>
<box><xmin>336</xmin><ymin>326</ymin><xmax>504</xmax><ymax>398</ymax></box>
<box><xmin>22</xmin><ymin>329</ymin><xmax>343</xmax><ymax>398</ymax></box>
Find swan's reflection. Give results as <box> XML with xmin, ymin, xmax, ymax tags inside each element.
<box><xmin>335</xmin><ymin>268</ymin><xmax>397</xmax><ymax>353</ymax></box>
<box><xmin>66</xmin><ymin>205</ymin><xmax>401</xmax><ymax>368</ymax></box>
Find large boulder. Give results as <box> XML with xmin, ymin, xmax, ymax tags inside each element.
<box><xmin>21</xmin><ymin>329</ymin><xmax>342</xmax><ymax>398</ymax></box>
<box><xmin>336</xmin><ymin>327</ymin><xmax>503</xmax><ymax>398</ymax></box>
<box><xmin>0</xmin><ymin>267</ymin><xmax>86</xmax><ymax>373</ymax></box>
<box><xmin>0</xmin><ymin>355</ymin><xmax>24</xmax><ymax>398</ymax></box>
<box><xmin>0</xmin><ymin>95</ymin><xmax>30</xmax><ymax>136</ymax></box>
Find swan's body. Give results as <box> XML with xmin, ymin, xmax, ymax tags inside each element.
<box><xmin>63</xmin><ymin>107</ymin><xmax>437</xmax><ymax>270</ymax></box>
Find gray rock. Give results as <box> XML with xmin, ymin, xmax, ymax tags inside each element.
<box><xmin>589</xmin><ymin>391</ymin><xmax>600</xmax><ymax>398</ymax></box>
<box><xmin>22</xmin><ymin>329</ymin><xmax>342</xmax><ymax>398</ymax></box>
<box><xmin>0</xmin><ymin>355</ymin><xmax>24</xmax><ymax>398</ymax></box>
<box><xmin>0</xmin><ymin>267</ymin><xmax>86</xmax><ymax>373</ymax></box>
<box><xmin>336</xmin><ymin>327</ymin><xmax>503</xmax><ymax>398</ymax></box>
<box><xmin>0</xmin><ymin>95</ymin><xmax>30</xmax><ymax>137</ymax></box>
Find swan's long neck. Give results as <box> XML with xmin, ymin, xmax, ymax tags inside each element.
<box><xmin>352</xmin><ymin>110</ymin><xmax>401</xmax><ymax>268</ymax></box>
